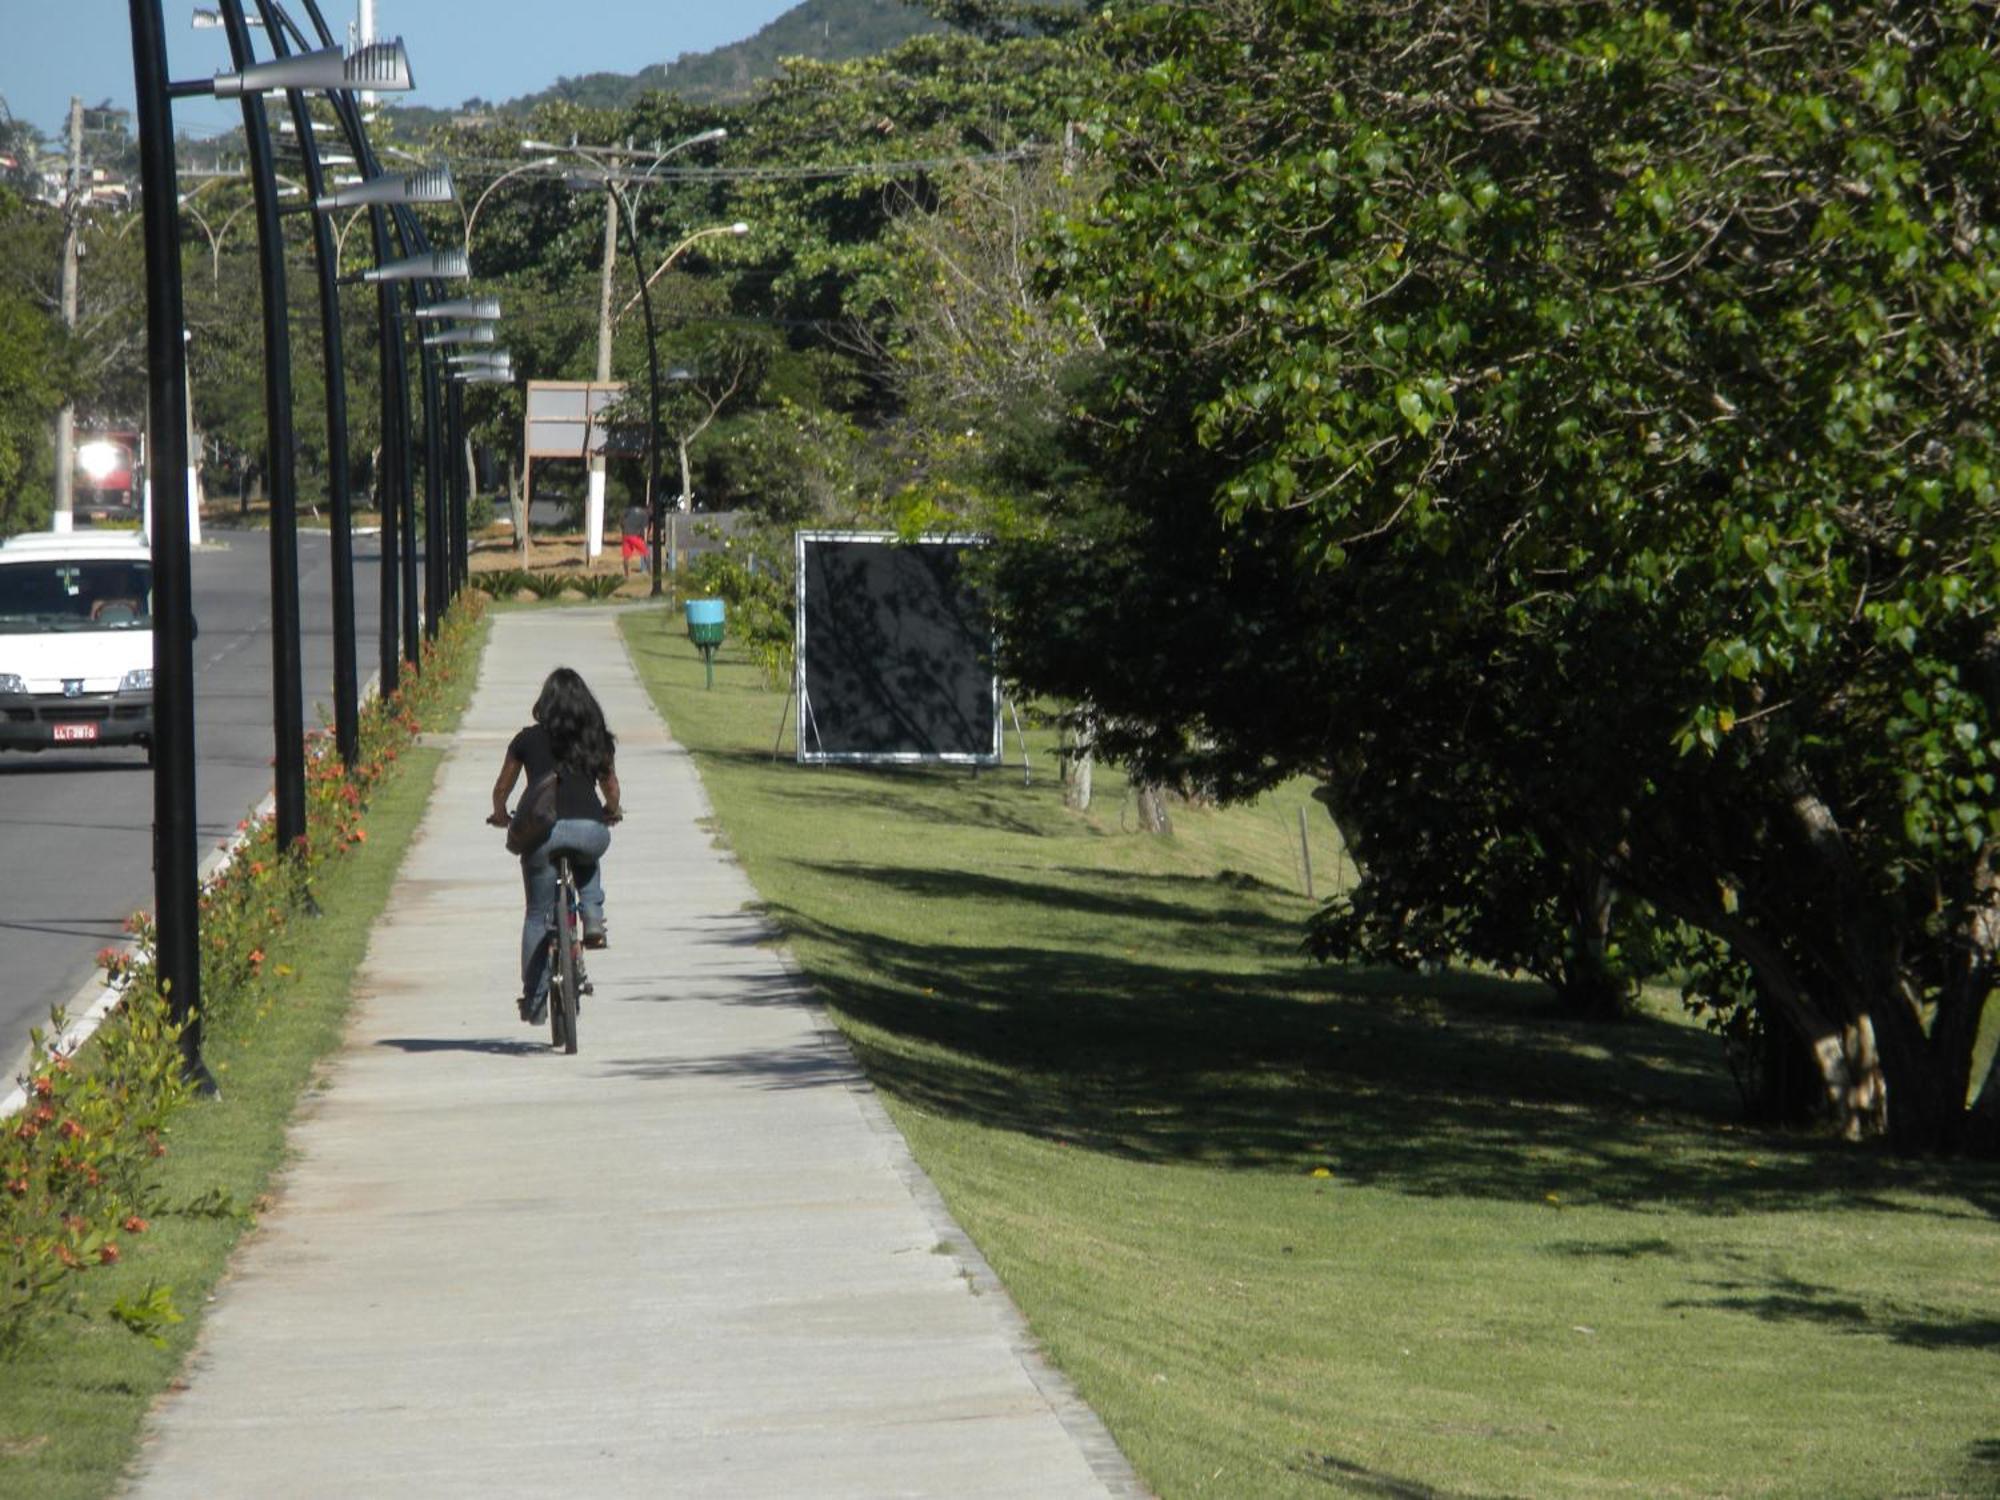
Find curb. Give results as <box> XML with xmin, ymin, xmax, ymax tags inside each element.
<box><xmin>0</xmin><ymin>789</ymin><xmax>276</xmax><ymax>1123</ymax></box>
<box><xmin>3</xmin><ymin>671</ymin><xmax>382</xmax><ymax>1120</ymax></box>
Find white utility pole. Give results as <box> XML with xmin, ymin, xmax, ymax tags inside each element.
<box><xmin>586</xmin><ymin>166</ymin><xmax>620</xmax><ymax>561</ymax></box>
<box><xmin>52</xmin><ymin>96</ymin><xmax>83</xmax><ymax>533</ymax></box>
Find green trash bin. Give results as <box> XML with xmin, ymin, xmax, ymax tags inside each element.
<box><xmin>683</xmin><ymin>598</ymin><xmax>725</xmax><ymax>689</ymax></box>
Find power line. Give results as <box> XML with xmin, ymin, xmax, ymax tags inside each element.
<box><xmin>441</xmin><ymin>145</ymin><xmax>1052</xmax><ymax>186</ymax></box>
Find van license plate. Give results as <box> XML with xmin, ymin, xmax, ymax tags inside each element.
<box><xmin>52</xmin><ymin>723</ymin><xmax>98</xmax><ymax>742</ymax></box>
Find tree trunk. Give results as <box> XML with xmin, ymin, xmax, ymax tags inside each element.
<box><xmin>510</xmin><ymin>458</ymin><xmax>527</xmax><ymax>560</ymax></box>
<box><xmin>1312</xmin><ymin>759</ymin><xmax>1370</xmax><ymax>880</ymax></box>
<box><xmin>1967</xmin><ymin>1047</ymin><xmax>2000</xmax><ymax>1157</ymax></box>
<box><xmin>1134</xmin><ymin>781</ymin><xmax>1174</xmax><ymax>835</ymax></box>
<box><xmin>1552</xmin><ymin>864</ymin><xmax>1630</xmax><ymax>1021</ymax></box>
<box><xmin>1810</xmin><ymin>1016</ymin><xmax>1890</xmax><ymax>1144</ymax></box>
<box><xmin>1744</xmin><ymin>1015</ymin><xmax>1824</xmax><ymax>1126</ymax></box>
<box><xmin>1062</xmin><ymin>710</ymin><xmax>1094</xmax><ymax>811</ymax></box>
<box><xmin>1064</xmin><ymin>741</ymin><xmax>1094</xmax><ymax>811</ymax></box>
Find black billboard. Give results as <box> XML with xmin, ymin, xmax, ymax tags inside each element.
<box><xmin>794</xmin><ymin>532</ymin><xmax>1000</xmax><ymax>765</ymax></box>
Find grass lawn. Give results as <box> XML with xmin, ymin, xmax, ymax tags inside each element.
<box><xmin>623</xmin><ymin>605</ymin><xmax>2000</xmax><ymax>1500</ymax></box>
<box><xmin>0</xmin><ymin>622</ymin><xmax>485</xmax><ymax>1499</ymax></box>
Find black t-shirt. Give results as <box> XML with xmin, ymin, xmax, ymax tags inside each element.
<box><xmin>508</xmin><ymin>723</ymin><xmax>605</xmax><ymax>822</ymax></box>
<box><xmin>621</xmin><ymin>506</ymin><xmax>649</xmax><ymax>539</ymax></box>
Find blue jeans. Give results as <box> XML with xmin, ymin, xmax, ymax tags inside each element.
<box><xmin>520</xmin><ymin>818</ymin><xmax>610</xmax><ymax>1005</ymax></box>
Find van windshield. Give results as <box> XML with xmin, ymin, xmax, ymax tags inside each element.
<box><xmin>0</xmin><ymin>558</ymin><xmax>154</xmax><ymax>632</ymax></box>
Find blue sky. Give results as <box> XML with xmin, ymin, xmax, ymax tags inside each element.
<box><xmin>2</xmin><ymin>1</ymin><xmax>803</xmax><ymax>141</ymax></box>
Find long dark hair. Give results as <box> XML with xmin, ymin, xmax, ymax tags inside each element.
<box><xmin>532</xmin><ymin>667</ymin><xmax>616</xmax><ymax>780</ymax></box>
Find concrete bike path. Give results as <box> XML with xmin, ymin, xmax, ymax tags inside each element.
<box><xmin>125</xmin><ymin>606</ymin><xmax>1143</xmax><ymax>1499</ymax></box>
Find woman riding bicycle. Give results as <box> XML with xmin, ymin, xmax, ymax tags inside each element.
<box><xmin>487</xmin><ymin>667</ymin><xmax>623</xmax><ymax>1023</ymax></box>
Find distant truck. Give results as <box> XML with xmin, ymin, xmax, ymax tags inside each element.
<box><xmin>0</xmin><ymin>530</ymin><xmax>155</xmax><ymax>763</ymax></box>
<box><xmin>73</xmin><ymin>429</ymin><xmax>143</xmax><ymax>524</ymax></box>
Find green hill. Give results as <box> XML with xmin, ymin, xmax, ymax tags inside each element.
<box><xmin>381</xmin><ymin>0</ymin><xmax>1083</xmax><ymax>133</ymax></box>
<box><xmin>505</xmin><ymin>0</ymin><xmax>943</xmax><ymax>114</ymax></box>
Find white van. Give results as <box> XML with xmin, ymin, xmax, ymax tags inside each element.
<box><xmin>0</xmin><ymin>530</ymin><xmax>155</xmax><ymax>762</ymax></box>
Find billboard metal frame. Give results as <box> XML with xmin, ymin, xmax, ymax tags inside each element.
<box><xmin>793</xmin><ymin>529</ymin><xmax>1003</xmax><ymax>768</ymax></box>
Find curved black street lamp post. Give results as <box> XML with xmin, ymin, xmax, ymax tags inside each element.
<box><xmin>128</xmin><ymin>0</ymin><xmax>419</xmax><ymax>1072</ymax></box>
<box><xmin>127</xmin><ymin>0</ymin><xmax>209</xmax><ymax>1088</ymax></box>
<box><xmin>528</xmin><ymin>133</ymin><xmax>734</xmax><ymax>597</ymax></box>
<box><xmin>371</xmin><ymin>212</ymin><xmax>409</xmax><ymax>694</ymax></box>
<box><xmin>211</xmin><ymin>0</ymin><xmax>308</xmax><ymax>851</ymax></box>
<box><xmin>379</xmin><ymin>215</ymin><xmax>466</xmax><ymax>651</ymax></box>
<box><xmin>419</xmin><ymin>296</ymin><xmax>504</xmax><ymax>598</ymax></box>
<box><xmin>253</xmin><ymin>0</ymin><xmax>367</xmax><ymax>770</ymax></box>
<box><xmin>294</xmin><ymin>0</ymin><xmax>413</xmax><ymax>696</ymax></box>
<box><xmin>596</xmin><ymin>179</ymin><xmax>670</xmax><ymax>598</ymax></box>
<box><xmin>446</xmin><ymin>378</ymin><xmax>469</xmax><ymax>594</ymax></box>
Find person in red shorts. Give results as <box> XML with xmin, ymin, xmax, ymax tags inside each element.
<box><xmin>620</xmin><ymin>502</ymin><xmax>650</xmax><ymax>576</ymax></box>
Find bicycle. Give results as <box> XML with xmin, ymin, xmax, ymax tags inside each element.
<box><xmin>545</xmin><ymin>852</ymin><xmax>590</xmax><ymax>1055</ymax></box>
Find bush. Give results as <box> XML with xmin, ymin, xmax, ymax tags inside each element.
<box><xmin>568</xmin><ymin>572</ymin><xmax>625</xmax><ymax>601</ymax></box>
<box><xmin>685</xmin><ymin>531</ymin><xmax>793</xmax><ymax>687</ymax></box>
<box><xmin>0</xmin><ymin>990</ymin><xmax>189</xmax><ymax>1350</ymax></box>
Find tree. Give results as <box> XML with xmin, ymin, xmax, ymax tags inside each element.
<box><xmin>658</xmin><ymin>330</ymin><xmax>766</xmax><ymax>513</ymax></box>
<box><xmin>0</xmin><ymin>190</ymin><xmax>78</xmax><ymax>533</ymax></box>
<box><xmin>1005</xmin><ymin>0</ymin><xmax>2000</xmax><ymax>1152</ymax></box>
<box><xmin>0</xmin><ymin>279</ymin><xmax>72</xmax><ymax>533</ymax></box>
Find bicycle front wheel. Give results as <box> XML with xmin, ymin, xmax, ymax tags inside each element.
<box><xmin>554</xmin><ymin>864</ymin><xmax>581</xmax><ymax>1055</ymax></box>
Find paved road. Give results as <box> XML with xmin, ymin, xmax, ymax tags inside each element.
<box><xmin>0</xmin><ymin>527</ymin><xmax>385</xmax><ymax>1074</ymax></box>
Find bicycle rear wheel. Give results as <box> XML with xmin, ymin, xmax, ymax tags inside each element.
<box><xmin>546</xmin><ymin>938</ymin><xmax>566</xmax><ymax>1050</ymax></box>
<box><xmin>553</xmin><ymin>860</ymin><xmax>581</xmax><ymax>1055</ymax></box>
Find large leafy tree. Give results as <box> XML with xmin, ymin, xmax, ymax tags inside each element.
<box><xmin>0</xmin><ymin>277</ymin><xmax>72</xmax><ymax>534</ymax></box>
<box><xmin>1004</xmin><ymin>0</ymin><xmax>2000</xmax><ymax>1152</ymax></box>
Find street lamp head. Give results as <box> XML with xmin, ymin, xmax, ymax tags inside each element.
<box><xmin>362</xmin><ymin>248</ymin><xmax>470</xmax><ymax>282</ymax></box>
<box><xmin>727</xmin><ymin>221</ymin><xmax>749</xmax><ymax>235</ymax></box>
<box><xmin>422</xmin><ymin>324</ymin><xmax>498</xmax><ymax>347</ymax></box>
<box><xmin>415</xmin><ymin>297</ymin><xmax>502</xmax><ymax>321</ymax></box>
<box><xmin>451</xmin><ymin>351</ymin><xmax>515</xmax><ymax>380</ymax></box>
<box><xmin>213</xmin><ymin>39</ymin><xmax>414</xmax><ymax>100</ymax></box>
<box><xmin>316</xmin><ymin>166</ymin><xmax>455</xmax><ymax>212</ymax></box>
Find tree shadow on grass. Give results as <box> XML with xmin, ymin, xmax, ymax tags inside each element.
<box><xmin>748</xmin><ymin>887</ymin><xmax>2000</xmax><ymax>1221</ymax></box>
<box><xmin>702</xmin><ymin>754</ymin><xmax>1059</xmax><ymax>839</ymax></box>
<box><xmin>1965</xmin><ymin>1440</ymin><xmax>2000</xmax><ymax>1492</ymax></box>
<box><xmin>789</xmin><ymin>859</ymin><xmax>1303</xmax><ymax>949</ymax></box>
<box><xmin>1664</xmin><ymin>1270</ymin><xmax>2000</xmax><ymax>1351</ymax></box>
<box><xmin>1291</xmin><ymin>1452</ymin><xmax>1507</xmax><ymax>1498</ymax></box>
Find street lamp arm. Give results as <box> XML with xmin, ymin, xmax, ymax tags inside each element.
<box><xmin>464</xmin><ymin>157</ymin><xmax>559</xmax><ymax>252</ymax></box>
<box><xmin>615</xmin><ymin>222</ymin><xmax>750</xmax><ymax>323</ymax></box>
<box><xmin>525</xmin><ymin>126</ymin><xmax>727</xmax><ymax>219</ymax></box>
<box><xmin>332</xmin><ymin>205</ymin><xmax>369</xmax><ymax>272</ymax></box>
